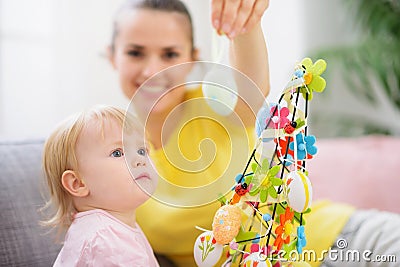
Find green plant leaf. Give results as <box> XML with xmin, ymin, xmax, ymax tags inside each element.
<box><xmin>311</xmin><ymin>12</ymin><xmax>400</xmax><ymax>137</ymax></box>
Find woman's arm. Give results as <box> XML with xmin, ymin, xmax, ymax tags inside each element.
<box><xmin>231</xmin><ymin>22</ymin><xmax>270</xmax><ymax>98</ymax></box>
<box><xmin>230</xmin><ymin>23</ymin><xmax>270</xmax><ymax>126</ymax></box>
<box><xmin>211</xmin><ymin>0</ymin><xmax>270</xmax><ymax>126</ymax></box>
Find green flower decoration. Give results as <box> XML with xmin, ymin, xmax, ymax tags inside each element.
<box><xmin>300</xmin><ymin>58</ymin><xmax>327</xmax><ymax>100</ymax></box>
<box><xmin>282</xmin><ymin>240</ymin><xmax>297</xmax><ymax>260</ymax></box>
<box><xmin>249</xmin><ymin>159</ymin><xmax>283</xmax><ymax>203</ymax></box>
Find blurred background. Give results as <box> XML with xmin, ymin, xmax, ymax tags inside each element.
<box><xmin>0</xmin><ymin>0</ymin><xmax>399</xmax><ymax>139</ymax></box>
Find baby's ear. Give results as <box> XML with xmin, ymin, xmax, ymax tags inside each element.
<box><xmin>61</xmin><ymin>170</ymin><xmax>89</xmax><ymax>197</ymax></box>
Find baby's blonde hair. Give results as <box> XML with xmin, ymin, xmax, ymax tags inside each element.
<box><xmin>41</xmin><ymin>105</ymin><xmax>139</xmax><ymax>232</ymax></box>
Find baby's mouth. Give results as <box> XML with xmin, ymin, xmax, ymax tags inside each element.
<box><xmin>135</xmin><ymin>172</ymin><xmax>150</xmax><ymax>180</ymax></box>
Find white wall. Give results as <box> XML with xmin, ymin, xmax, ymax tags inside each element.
<box><xmin>0</xmin><ymin>0</ymin><xmax>127</xmax><ymax>140</ymax></box>
<box><xmin>0</xmin><ymin>0</ymin><xmax>340</xmax><ymax>140</ymax></box>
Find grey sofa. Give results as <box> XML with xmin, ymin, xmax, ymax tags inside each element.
<box><xmin>0</xmin><ymin>139</ymin><xmax>61</xmax><ymax>266</ymax></box>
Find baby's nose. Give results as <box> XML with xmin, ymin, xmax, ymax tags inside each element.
<box><xmin>132</xmin><ymin>160</ymin><xmax>146</xmax><ymax>167</ymax></box>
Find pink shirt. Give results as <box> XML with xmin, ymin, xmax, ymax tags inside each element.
<box><xmin>54</xmin><ymin>209</ymin><xmax>159</xmax><ymax>267</ymax></box>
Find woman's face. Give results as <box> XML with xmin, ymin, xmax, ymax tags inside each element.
<box><xmin>109</xmin><ymin>9</ymin><xmax>196</xmax><ymax>115</ymax></box>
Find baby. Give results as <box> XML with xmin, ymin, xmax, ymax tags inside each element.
<box><xmin>42</xmin><ymin>105</ymin><xmax>159</xmax><ymax>266</ymax></box>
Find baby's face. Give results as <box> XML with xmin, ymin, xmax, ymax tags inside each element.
<box><xmin>75</xmin><ymin>118</ymin><xmax>158</xmax><ymax>212</ymax></box>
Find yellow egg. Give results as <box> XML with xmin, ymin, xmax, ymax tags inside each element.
<box><xmin>212</xmin><ymin>205</ymin><xmax>241</xmax><ymax>244</ymax></box>
<box><xmin>286</xmin><ymin>171</ymin><xmax>313</xmax><ymax>213</ymax></box>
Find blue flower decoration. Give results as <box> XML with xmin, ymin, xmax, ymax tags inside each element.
<box><xmin>288</xmin><ymin>133</ymin><xmax>317</xmax><ymax>160</ymax></box>
<box><xmin>282</xmin><ymin>154</ymin><xmax>294</xmax><ymax>167</ymax></box>
<box><xmin>297</xmin><ymin>225</ymin><xmax>306</xmax><ymax>253</ymax></box>
<box><xmin>255</xmin><ymin>102</ymin><xmax>277</xmax><ymax>140</ymax></box>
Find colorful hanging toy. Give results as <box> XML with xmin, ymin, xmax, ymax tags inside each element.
<box><xmin>194</xmin><ymin>58</ymin><xmax>327</xmax><ymax>267</ymax></box>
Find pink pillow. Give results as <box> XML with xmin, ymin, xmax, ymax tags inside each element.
<box><xmin>307</xmin><ymin>135</ymin><xmax>400</xmax><ymax>213</ymax></box>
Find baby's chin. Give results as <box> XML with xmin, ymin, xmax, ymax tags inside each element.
<box><xmin>134</xmin><ymin>177</ymin><xmax>157</xmax><ymax>197</ymax></box>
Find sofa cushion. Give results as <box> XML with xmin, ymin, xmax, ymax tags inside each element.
<box><xmin>0</xmin><ymin>139</ymin><xmax>61</xmax><ymax>266</ymax></box>
<box><xmin>308</xmin><ymin>135</ymin><xmax>400</xmax><ymax>213</ymax></box>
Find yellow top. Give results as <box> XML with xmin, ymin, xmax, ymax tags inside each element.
<box><xmin>304</xmin><ymin>200</ymin><xmax>355</xmax><ymax>267</ymax></box>
<box><xmin>136</xmin><ymin>87</ymin><xmax>355</xmax><ymax>267</ymax></box>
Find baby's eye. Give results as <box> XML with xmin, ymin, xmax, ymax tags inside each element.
<box><xmin>137</xmin><ymin>148</ymin><xmax>147</xmax><ymax>156</ymax></box>
<box><xmin>111</xmin><ymin>149</ymin><xmax>124</xmax><ymax>158</ymax></box>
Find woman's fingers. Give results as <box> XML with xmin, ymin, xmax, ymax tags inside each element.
<box><xmin>220</xmin><ymin>0</ymin><xmax>242</xmax><ymax>37</ymax></box>
<box><xmin>211</xmin><ymin>0</ymin><xmax>224</xmax><ymax>30</ymax></box>
<box><xmin>228</xmin><ymin>0</ymin><xmax>256</xmax><ymax>38</ymax></box>
<box><xmin>241</xmin><ymin>0</ymin><xmax>269</xmax><ymax>35</ymax></box>
<box><xmin>211</xmin><ymin>0</ymin><xmax>269</xmax><ymax>38</ymax></box>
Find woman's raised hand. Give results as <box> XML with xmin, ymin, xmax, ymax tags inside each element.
<box><xmin>211</xmin><ymin>0</ymin><xmax>269</xmax><ymax>39</ymax></box>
